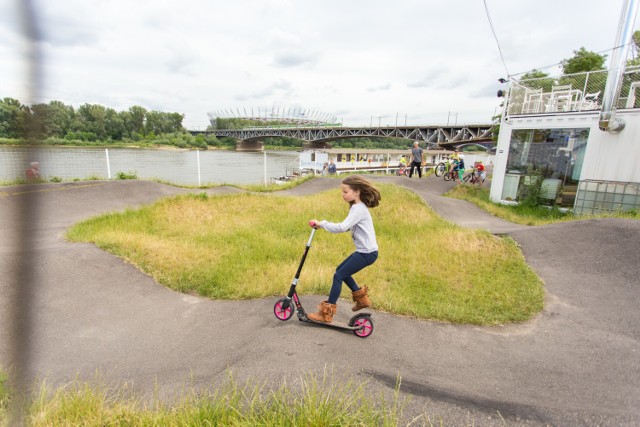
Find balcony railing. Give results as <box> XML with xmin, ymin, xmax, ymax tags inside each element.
<box><xmin>506</xmin><ymin>66</ymin><xmax>640</xmax><ymax>117</ymax></box>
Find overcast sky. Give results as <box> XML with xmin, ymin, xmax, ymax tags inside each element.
<box><xmin>1</xmin><ymin>0</ymin><xmax>637</xmax><ymax>129</ymax></box>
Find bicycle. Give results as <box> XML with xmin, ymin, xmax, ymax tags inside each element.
<box><xmin>443</xmin><ymin>165</ymin><xmax>461</xmax><ymax>182</ymax></box>
<box><xmin>434</xmin><ymin>162</ymin><xmax>446</xmax><ymax>177</ymax></box>
<box><xmin>397</xmin><ymin>165</ymin><xmax>410</xmax><ymax>176</ymax></box>
<box><xmin>462</xmin><ymin>168</ymin><xmax>486</xmax><ymax>186</ymax></box>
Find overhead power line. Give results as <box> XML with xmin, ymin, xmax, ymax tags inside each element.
<box><xmin>482</xmin><ymin>0</ymin><xmax>510</xmax><ymax>77</ymax></box>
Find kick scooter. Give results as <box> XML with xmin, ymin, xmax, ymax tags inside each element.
<box><xmin>273</xmin><ymin>226</ymin><xmax>374</xmax><ymax>338</ymax></box>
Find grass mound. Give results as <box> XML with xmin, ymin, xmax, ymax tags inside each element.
<box><xmin>67</xmin><ymin>184</ymin><xmax>543</xmax><ymax>325</ymax></box>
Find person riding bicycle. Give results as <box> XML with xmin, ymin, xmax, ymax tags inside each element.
<box><xmin>450</xmin><ymin>149</ymin><xmax>461</xmax><ymax>181</ymax></box>
<box><xmin>457</xmin><ymin>154</ymin><xmax>465</xmax><ymax>181</ymax></box>
<box><xmin>474</xmin><ymin>160</ymin><xmax>486</xmax><ymax>182</ymax></box>
<box><xmin>398</xmin><ymin>156</ymin><xmax>408</xmax><ymax>176</ymax></box>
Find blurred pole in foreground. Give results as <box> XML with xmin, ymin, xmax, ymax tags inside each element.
<box><xmin>10</xmin><ymin>0</ymin><xmax>42</xmax><ymax>424</ymax></box>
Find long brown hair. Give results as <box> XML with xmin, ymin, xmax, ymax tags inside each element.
<box><xmin>342</xmin><ymin>175</ymin><xmax>381</xmax><ymax>208</ymax></box>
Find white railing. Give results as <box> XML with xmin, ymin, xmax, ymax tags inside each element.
<box><xmin>506</xmin><ymin>66</ymin><xmax>640</xmax><ymax>116</ymax></box>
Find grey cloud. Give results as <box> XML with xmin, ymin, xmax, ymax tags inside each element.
<box><xmin>407</xmin><ymin>73</ymin><xmax>440</xmax><ymax>88</ymax></box>
<box><xmin>235</xmin><ymin>79</ymin><xmax>293</xmax><ymax>101</ymax></box>
<box><xmin>367</xmin><ymin>83</ymin><xmax>391</xmax><ymax>92</ymax></box>
<box><xmin>407</xmin><ymin>70</ymin><xmax>469</xmax><ymax>90</ymax></box>
<box><xmin>273</xmin><ymin>52</ymin><xmax>316</xmax><ymax>68</ymax></box>
<box><xmin>470</xmin><ymin>83</ymin><xmax>503</xmax><ymax>98</ymax></box>
<box><xmin>407</xmin><ymin>78</ymin><xmax>431</xmax><ymax>88</ymax></box>
<box><xmin>436</xmin><ymin>76</ymin><xmax>470</xmax><ymax>90</ymax></box>
<box><xmin>407</xmin><ymin>66</ymin><xmax>455</xmax><ymax>89</ymax></box>
<box><xmin>164</xmin><ymin>46</ymin><xmax>198</xmax><ymax>76</ymax></box>
<box><xmin>38</xmin><ymin>13</ymin><xmax>101</xmax><ymax>47</ymax></box>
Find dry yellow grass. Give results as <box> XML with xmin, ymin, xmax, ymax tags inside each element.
<box><xmin>67</xmin><ymin>185</ymin><xmax>543</xmax><ymax>325</ymax></box>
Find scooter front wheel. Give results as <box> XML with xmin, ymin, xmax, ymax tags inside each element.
<box><xmin>350</xmin><ymin>314</ymin><xmax>374</xmax><ymax>338</ymax></box>
<box><xmin>274</xmin><ymin>298</ymin><xmax>295</xmax><ymax>321</ymax></box>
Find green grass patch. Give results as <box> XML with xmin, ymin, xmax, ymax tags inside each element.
<box><xmin>7</xmin><ymin>371</ymin><xmax>405</xmax><ymax>426</ymax></box>
<box><xmin>67</xmin><ymin>184</ymin><xmax>543</xmax><ymax>325</ymax></box>
<box><xmin>445</xmin><ymin>185</ymin><xmax>640</xmax><ymax>225</ymax></box>
<box><xmin>237</xmin><ymin>175</ymin><xmax>315</xmax><ymax>192</ymax></box>
<box><xmin>0</xmin><ymin>369</ymin><xmax>8</xmax><ymax>423</ymax></box>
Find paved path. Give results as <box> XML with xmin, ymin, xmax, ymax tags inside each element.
<box><xmin>1</xmin><ymin>177</ymin><xmax>639</xmax><ymax>426</ymax></box>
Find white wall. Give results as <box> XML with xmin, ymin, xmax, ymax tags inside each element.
<box><xmin>580</xmin><ymin>110</ymin><xmax>640</xmax><ymax>183</ymax></box>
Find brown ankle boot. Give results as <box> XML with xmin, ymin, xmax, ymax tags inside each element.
<box><xmin>307</xmin><ymin>301</ymin><xmax>336</xmax><ymax>323</ymax></box>
<box><xmin>351</xmin><ymin>286</ymin><xmax>371</xmax><ymax>311</ymax></box>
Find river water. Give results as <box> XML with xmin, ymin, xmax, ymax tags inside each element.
<box><xmin>0</xmin><ymin>146</ymin><xmax>300</xmax><ymax>186</ymax></box>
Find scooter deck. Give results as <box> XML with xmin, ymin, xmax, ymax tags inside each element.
<box><xmin>299</xmin><ymin>315</ymin><xmax>369</xmax><ymax>331</ymax></box>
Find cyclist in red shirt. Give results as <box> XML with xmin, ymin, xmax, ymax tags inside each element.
<box><xmin>474</xmin><ymin>161</ymin><xmax>486</xmax><ymax>182</ymax></box>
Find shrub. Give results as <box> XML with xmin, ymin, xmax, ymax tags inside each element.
<box><xmin>115</xmin><ymin>171</ymin><xmax>137</xmax><ymax>180</ymax></box>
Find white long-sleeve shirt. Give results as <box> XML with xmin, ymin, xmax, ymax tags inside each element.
<box><xmin>320</xmin><ymin>203</ymin><xmax>378</xmax><ymax>253</ymax></box>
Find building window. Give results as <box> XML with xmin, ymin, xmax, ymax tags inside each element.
<box><xmin>503</xmin><ymin>128</ymin><xmax>589</xmax><ymax>206</ymax></box>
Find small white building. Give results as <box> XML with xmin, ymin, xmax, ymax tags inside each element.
<box><xmin>490</xmin><ymin>2</ymin><xmax>640</xmax><ymax>215</ymax></box>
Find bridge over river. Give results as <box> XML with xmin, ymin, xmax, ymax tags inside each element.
<box><xmin>190</xmin><ymin>123</ymin><xmax>495</xmax><ymax>151</ymax></box>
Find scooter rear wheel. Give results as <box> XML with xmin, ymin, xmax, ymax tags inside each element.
<box><xmin>350</xmin><ymin>314</ymin><xmax>374</xmax><ymax>338</ymax></box>
<box><xmin>274</xmin><ymin>298</ymin><xmax>294</xmax><ymax>321</ymax></box>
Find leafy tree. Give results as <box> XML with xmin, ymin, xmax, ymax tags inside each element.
<box><xmin>0</xmin><ymin>97</ymin><xmax>28</xmax><ymax>138</ymax></box>
<box><xmin>125</xmin><ymin>105</ymin><xmax>147</xmax><ymax>136</ymax></box>
<box><xmin>47</xmin><ymin>101</ymin><xmax>75</xmax><ymax>137</ymax></box>
<box><xmin>167</xmin><ymin>112</ymin><xmax>185</xmax><ymax>132</ymax></box>
<box><xmin>561</xmin><ymin>47</ymin><xmax>606</xmax><ymax>74</ymax></box>
<box><xmin>105</xmin><ymin>108</ymin><xmax>125</xmax><ymax>140</ymax></box>
<box><xmin>627</xmin><ymin>30</ymin><xmax>640</xmax><ymax>66</ymax></box>
<box><xmin>77</xmin><ymin>104</ymin><xmax>107</xmax><ymax>140</ymax></box>
<box><xmin>145</xmin><ymin>110</ymin><xmax>185</xmax><ymax>134</ymax></box>
<box><xmin>518</xmin><ymin>69</ymin><xmax>555</xmax><ymax>92</ymax></box>
<box><xmin>520</xmin><ymin>70</ymin><xmax>549</xmax><ymax>80</ymax></box>
<box><xmin>27</xmin><ymin>101</ymin><xmax>74</xmax><ymax>138</ymax></box>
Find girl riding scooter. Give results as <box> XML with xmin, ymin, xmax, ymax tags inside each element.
<box><xmin>308</xmin><ymin>175</ymin><xmax>381</xmax><ymax>323</ymax></box>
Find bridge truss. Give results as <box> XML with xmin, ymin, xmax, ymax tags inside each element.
<box><xmin>193</xmin><ymin>124</ymin><xmax>495</xmax><ymax>148</ymax></box>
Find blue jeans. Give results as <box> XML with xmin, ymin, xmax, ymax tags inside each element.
<box><xmin>328</xmin><ymin>251</ymin><xmax>378</xmax><ymax>304</ymax></box>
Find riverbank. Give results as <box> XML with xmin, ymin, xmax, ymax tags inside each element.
<box><xmin>0</xmin><ymin>145</ymin><xmax>300</xmax><ymax>186</ymax></box>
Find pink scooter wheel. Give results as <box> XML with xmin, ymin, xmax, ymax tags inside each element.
<box><xmin>352</xmin><ymin>315</ymin><xmax>374</xmax><ymax>338</ymax></box>
<box><xmin>274</xmin><ymin>298</ymin><xmax>294</xmax><ymax>321</ymax></box>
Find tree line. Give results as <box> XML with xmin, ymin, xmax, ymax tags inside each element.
<box><xmin>0</xmin><ymin>99</ymin><xmax>187</xmax><ymax>141</ymax></box>
<box><xmin>0</xmin><ymin>98</ymin><xmax>224</xmax><ymax>149</ymax></box>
